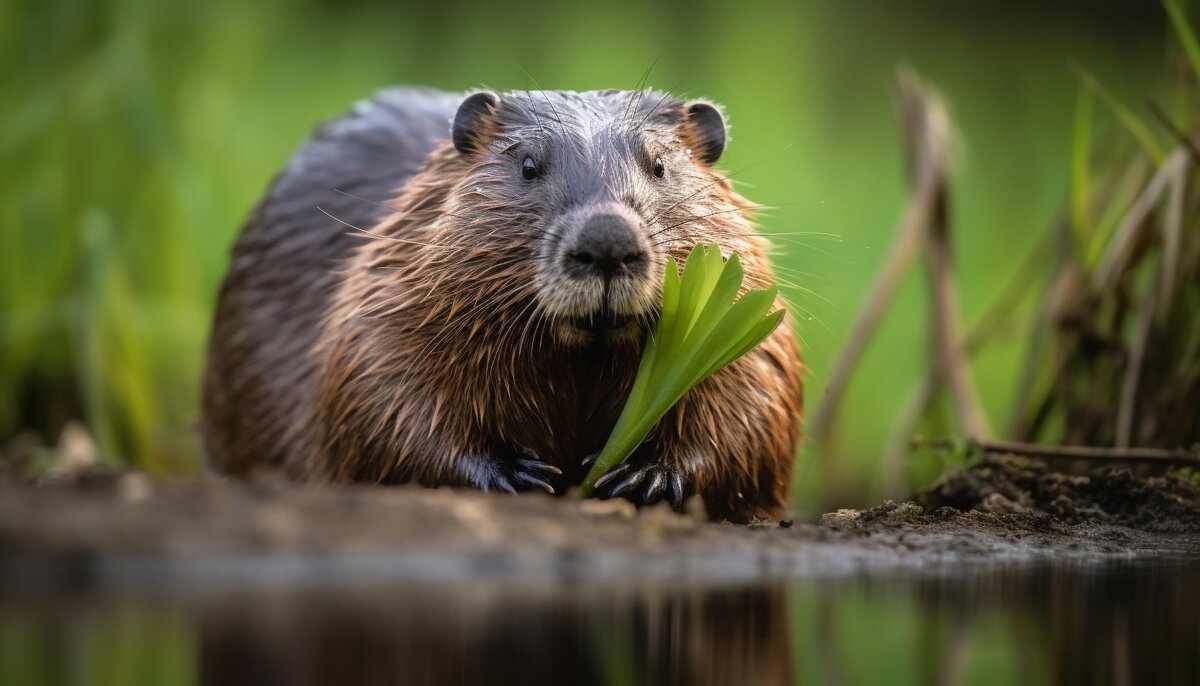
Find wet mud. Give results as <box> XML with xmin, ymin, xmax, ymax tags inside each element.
<box><xmin>1</xmin><ymin>457</ymin><xmax>1196</xmax><ymax>589</ymax></box>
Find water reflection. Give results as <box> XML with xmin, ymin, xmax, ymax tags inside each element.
<box><xmin>192</xmin><ymin>585</ymin><xmax>790</xmax><ymax>686</ymax></box>
<box><xmin>1</xmin><ymin>560</ymin><xmax>1196</xmax><ymax>685</ymax></box>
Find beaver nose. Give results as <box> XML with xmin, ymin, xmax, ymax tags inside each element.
<box><xmin>568</xmin><ymin>214</ymin><xmax>644</xmax><ymax>279</ymax></box>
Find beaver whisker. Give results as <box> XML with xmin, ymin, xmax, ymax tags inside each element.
<box><xmin>333</xmin><ymin>187</ymin><xmax>479</xmax><ymax>226</ymax></box>
<box><xmin>764</xmin><ymin>260</ymin><xmax>826</xmax><ymax>283</ymax></box>
<box><xmin>771</xmin><ymin>237</ymin><xmax>858</xmax><ymax>265</ymax></box>
<box><xmin>405</xmin><ymin>291</ymin><xmax>535</xmax><ymax>372</ymax></box>
<box><xmin>490</xmin><ymin>290</ymin><xmax>539</xmax><ymax>337</ymax></box>
<box><xmin>623</xmin><ymin>54</ymin><xmax>661</xmax><ymax>126</ymax></box>
<box><xmin>364</xmin><ymin>254</ymin><xmax>535</xmax><ymax>321</ymax></box>
<box><xmin>761</xmin><ymin>237</ymin><xmax>857</xmax><ymax>264</ymax></box>
<box><xmin>768</xmin><ymin>271</ymin><xmax>839</xmax><ymax>314</ymax></box>
<box><xmin>536</xmin><ymin>225</ymin><xmax>567</xmax><ymax>244</ymax></box>
<box><xmin>635</xmin><ymin>80</ymin><xmax>683</xmax><ymax>129</ymax></box>
<box><xmin>624</xmin><ymin>75</ymin><xmax>652</xmax><ymax>126</ymax></box>
<box><xmin>646</xmin><ymin>205</ymin><xmax>769</xmax><ymax>242</ymax></box>
<box><xmin>317</xmin><ymin>205</ymin><xmax>462</xmax><ymax>250</ymax></box>
<box><xmin>359</xmin><ymin>261</ymin><xmax>529</xmax><ymax>320</ymax></box>
<box><xmin>517</xmin><ymin>68</ymin><xmax>567</xmax><ymax>137</ymax></box>
<box><xmin>519</xmin><ymin>84</ymin><xmax>547</xmax><ymax>139</ymax></box>
<box><xmin>769</xmin><ymin>259</ymin><xmax>828</xmax><ymax>278</ymax></box>
<box><xmin>762</xmin><ymin>230</ymin><xmax>846</xmax><ymax>240</ymax></box>
<box><xmin>516</xmin><ymin>298</ymin><xmax>552</xmax><ymax>357</ymax></box>
<box><xmin>765</xmin><ymin>273</ymin><xmax>837</xmax><ymax>317</ymax></box>
<box><xmin>648</xmin><ymin>152</ymin><xmax>788</xmax><ymax>226</ymax></box>
<box><xmin>506</xmin><ymin>300</ymin><xmax>549</xmax><ymax>369</ymax></box>
<box><xmin>649</xmin><ymin>178</ymin><xmax>724</xmax><ymax>226</ymax></box>
<box><xmin>331</xmin><ymin>187</ymin><xmax>396</xmax><ymax>211</ymax></box>
<box><xmin>527</xmin><ymin>302</ymin><xmax>550</xmax><ymax>351</ymax></box>
<box><xmin>509</xmin><ymin>296</ymin><xmax>545</xmax><ymax>360</ymax></box>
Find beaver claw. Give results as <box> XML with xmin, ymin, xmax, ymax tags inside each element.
<box><xmin>469</xmin><ymin>447</ymin><xmax>562</xmax><ymax>495</ymax></box>
<box><xmin>589</xmin><ymin>454</ymin><xmax>685</xmax><ymax>511</ymax></box>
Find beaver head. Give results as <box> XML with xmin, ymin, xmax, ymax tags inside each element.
<box><xmin>443</xmin><ymin>89</ymin><xmax>737</xmax><ymax>347</ymax></box>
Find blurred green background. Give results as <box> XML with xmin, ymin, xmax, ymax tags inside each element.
<box><xmin>0</xmin><ymin>0</ymin><xmax>1173</xmax><ymax>507</ymax></box>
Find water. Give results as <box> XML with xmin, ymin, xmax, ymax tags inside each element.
<box><xmin>1</xmin><ymin>558</ymin><xmax>1196</xmax><ymax>685</ymax></box>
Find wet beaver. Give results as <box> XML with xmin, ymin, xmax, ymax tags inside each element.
<box><xmin>201</xmin><ymin>88</ymin><xmax>803</xmax><ymax>521</ymax></box>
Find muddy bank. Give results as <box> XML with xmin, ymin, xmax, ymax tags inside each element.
<box><xmin>915</xmin><ymin>453</ymin><xmax>1200</xmax><ymax>533</ymax></box>
<box><xmin>1</xmin><ymin>462</ymin><xmax>1197</xmax><ymax>590</ymax></box>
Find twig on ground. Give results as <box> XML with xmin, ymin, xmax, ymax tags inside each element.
<box><xmin>912</xmin><ymin>437</ymin><xmax>1200</xmax><ymax>466</ymax></box>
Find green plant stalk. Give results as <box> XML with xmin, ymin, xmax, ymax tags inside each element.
<box><xmin>1070</xmin><ymin>84</ymin><xmax>1094</xmax><ymax>257</ymax></box>
<box><xmin>580</xmin><ymin>244</ymin><xmax>784</xmax><ymax>495</ymax></box>
<box><xmin>1071</xmin><ymin>64</ymin><xmax>1164</xmax><ymax>164</ymax></box>
<box><xmin>1165</xmin><ymin>0</ymin><xmax>1200</xmax><ymax>82</ymax></box>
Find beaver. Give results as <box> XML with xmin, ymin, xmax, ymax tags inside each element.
<box><xmin>200</xmin><ymin>87</ymin><xmax>803</xmax><ymax>522</ymax></box>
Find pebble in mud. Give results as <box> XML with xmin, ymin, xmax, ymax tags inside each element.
<box><xmin>980</xmin><ymin>492</ymin><xmax>1029</xmax><ymax>515</ymax></box>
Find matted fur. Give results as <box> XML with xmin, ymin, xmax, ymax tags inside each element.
<box><xmin>201</xmin><ymin>88</ymin><xmax>803</xmax><ymax>522</ymax></box>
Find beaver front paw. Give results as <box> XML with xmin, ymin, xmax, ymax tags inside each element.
<box><xmin>465</xmin><ymin>447</ymin><xmax>562</xmax><ymax>495</ymax></box>
<box><xmin>588</xmin><ymin>452</ymin><xmax>686</xmax><ymax>511</ymax></box>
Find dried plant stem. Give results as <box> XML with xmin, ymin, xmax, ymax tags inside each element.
<box><xmin>979</xmin><ymin>439</ymin><xmax>1199</xmax><ymax>465</ymax></box>
<box><xmin>810</xmin><ymin>70</ymin><xmax>950</xmax><ymax>449</ymax></box>
<box><xmin>1093</xmin><ymin>149</ymin><xmax>1186</xmax><ymax>291</ymax></box>
<box><xmin>1008</xmin><ymin>221</ymin><xmax>1077</xmax><ymax>440</ymax></box>
<box><xmin>1147</xmin><ymin>98</ymin><xmax>1200</xmax><ymax>166</ymax></box>
<box><xmin>880</xmin><ymin>373</ymin><xmax>939</xmax><ymax>497</ymax></box>
<box><xmin>1115</xmin><ymin>156</ymin><xmax>1189</xmax><ymax>447</ymax></box>
<box><xmin>1157</xmin><ymin>156</ymin><xmax>1188</xmax><ymax>314</ymax></box>
<box><xmin>914</xmin><ymin>437</ymin><xmax>1200</xmax><ymax>466</ymax></box>
<box><xmin>877</xmin><ymin>231</ymin><xmax>1053</xmax><ymax>496</ymax></box>
<box><xmin>815</xmin><ymin>70</ymin><xmax>997</xmax><ymax>501</ymax></box>
<box><xmin>926</xmin><ymin>190</ymin><xmax>993</xmax><ymax>441</ymax></box>
<box><xmin>807</xmin><ymin>157</ymin><xmax>938</xmax><ymax>444</ymax></box>
<box><xmin>1115</xmin><ymin>279</ymin><xmax>1158</xmax><ymax>448</ymax></box>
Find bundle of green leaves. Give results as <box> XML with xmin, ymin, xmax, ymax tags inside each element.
<box><xmin>580</xmin><ymin>244</ymin><xmax>784</xmax><ymax>495</ymax></box>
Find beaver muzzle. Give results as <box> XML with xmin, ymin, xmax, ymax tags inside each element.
<box><xmin>563</xmin><ymin>213</ymin><xmax>645</xmax><ymax>281</ymax></box>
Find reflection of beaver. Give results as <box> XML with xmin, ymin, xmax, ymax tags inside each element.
<box><xmin>201</xmin><ymin>88</ymin><xmax>803</xmax><ymax>521</ymax></box>
<box><xmin>199</xmin><ymin>586</ymin><xmax>793</xmax><ymax>685</ymax></box>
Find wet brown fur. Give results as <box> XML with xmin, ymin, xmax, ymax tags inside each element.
<box><xmin>201</xmin><ymin>88</ymin><xmax>803</xmax><ymax>522</ymax></box>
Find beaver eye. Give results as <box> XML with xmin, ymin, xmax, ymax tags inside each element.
<box><xmin>521</xmin><ymin>156</ymin><xmax>539</xmax><ymax>181</ymax></box>
<box><xmin>652</xmin><ymin>156</ymin><xmax>665</xmax><ymax>178</ymax></box>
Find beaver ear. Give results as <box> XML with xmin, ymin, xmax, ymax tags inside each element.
<box><xmin>452</xmin><ymin>91</ymin><xmax>500</xmax><ymax>154</ymax></box>
<box><xmin>682</xmin><ymin>101</ymin><xmax>727</xmax><ymax>165</ymax></box>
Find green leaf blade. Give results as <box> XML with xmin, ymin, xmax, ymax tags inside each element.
<box><xmin>580</xmin><ymin>245</ymin><xmax>789</xmax><ymax>494</ymax></box>
<box><xmin>1165</xmin><ymin>1</ymin><xmax>1200</xmax><ymax>83</ymax></box>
